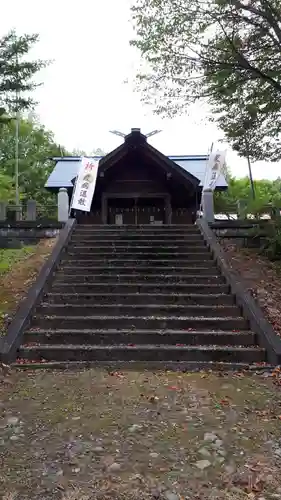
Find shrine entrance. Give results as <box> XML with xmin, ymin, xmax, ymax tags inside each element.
<box><xmin>102</xmin><ymin>193</ymin><xmax>171</xmax><ymax>225</ymax></box>
<box><xmin>106</xmin><ymin>196</ymin><xmax>166</xmax><ymax>225</ymax></box>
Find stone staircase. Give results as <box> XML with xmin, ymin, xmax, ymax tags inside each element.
<box><xmin>18</xmin><ymin>224</ymin><xmax>266</xmax><ymax>368</ymax></box>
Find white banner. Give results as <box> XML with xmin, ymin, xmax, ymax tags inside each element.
<box><xmin>203</xmin><ymin>150</ymin><xmax>227</xmax><ymax>191</ymax></box>
<box><xmin>70</xmin><ymin>157</ymin><xmax>100</xmax><ymax>212</ymax></box>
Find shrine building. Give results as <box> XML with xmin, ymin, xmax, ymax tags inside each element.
<box><xmin>45</xmin><ymin>128</ymin><xmax>227</xmax><ymax>225</ymax></box>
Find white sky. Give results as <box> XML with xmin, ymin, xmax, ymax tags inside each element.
<box><xmin>0</xmin><ymin>0</ymin><xmax>280</xmax><ymax>180</ymax></box>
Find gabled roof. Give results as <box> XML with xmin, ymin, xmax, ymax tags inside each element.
<box><xmin>45</xmin><ymin>129</ymin><xmax>228</xmax><ymax>189</ymax></box>
<box><xmin>45</xmin><ymin>155</ymin><xmax>228</xmax><ymax>189</ymax></box>
<box><xmin>170</xmin><ymin>156</ymin><xmax>228</xmax><ymax>189</ymax></box>
<box><xmin>46</xmin><ymin>157</ymin><xmax>102</xmax><ymax>189</ymax></box>
<box><xmin>94</xmin><ymin>128</ymin><xmax>200</xmax><ymax>190</ymax></box>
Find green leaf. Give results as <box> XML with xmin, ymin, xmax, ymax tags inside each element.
<box><xmin>130</xmin><ymin>0</ymin><xmax>281</xmax><ymax>161</ymax></box>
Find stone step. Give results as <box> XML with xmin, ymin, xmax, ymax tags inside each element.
<box><xmin>32</xmin><ymin>314</ymin><xmax>248</xmax><ymax>330</ymax></box>
<box><xmin>18</xmin><ymin>344</ymin><xmax>265</xmax><ymax>363</ymax></box>
<box><xmin>54</xmin><ymin>273</ymin><xmax>224</xmax><ymax>284</ymax></box>
<box><xmin>61</xmin><ymin>258</ymin><xmax>216</xmax><ymax>266</ymax></box>
<box><xmin>75</xmin><ymin>223</ymin><xmax>198</xmax><ymax>226</ymax></box>
<box><xmin>69</xmin><ymin>239</ymin><xmax>206</xmax><ymax>247</ymax></box>
<box><xmin>73</xmin><ymin>234</ymin><xmax>202</xmax><ymax>240</ymax></box>
<box><xmin>58</xmin><ymin>265</ymin><xmax>219</xmax><ymax>276</ymax></box>
<box><xmin>24</xmin><ymin>328</ymin><xmax>255</xmax><ymax>346</ymax></box>
<box><xmin>75</xmin><ymin>224</ymin><xmax>199</xmax><ymax>232</ymax></box>
<box><xmin>66</xmin><ymin>251</ymin><xmax>213</xmax><ymax>260</ymax></box>
<box><xmin>67</xmin><ymin>245</ymin><xmax>209</xmax><ymax>253</ymax></box>
<box><xmin>71</xmin><ymin>234</ymin><xmax>204</xmax><ymax>241</ymax></box>
<box><xmin>74</xmin><ymin>231</ymin><xmax>201</xmax><ymax>235</ymax></box>
<box><xmin>51</xmin><ymin>282</ymin><xmax>230</xmax><ymax>294</ymax></box>
<box><xmin>45</xmin><ymin>292</ymin><xmax>234</xmax><ymax>306</ymax></box>
<box><xmin>38</xmin><ymin>303</ymin><xmax>240</xmax><ymax>318</ymax></box>
<box><xmin>13</xmin><ymin>360</ymin><xmax>268</xmax><ymax>371</ymax></box>
<box><xmin>16</xmin><ymin>219</ymin><xmax>265</xmax><ymax>367</ymax></box>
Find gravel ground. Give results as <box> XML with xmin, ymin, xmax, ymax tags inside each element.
<box><xmin>1</xmin><ymin>368</ymin><xmax>281</xmax><ymax>500</ymax></box>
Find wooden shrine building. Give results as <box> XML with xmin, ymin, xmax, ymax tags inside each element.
<box><xmin>46</xmin><ymin>128</ymin><xmax>227</xmax><ymax>225</ymax></box>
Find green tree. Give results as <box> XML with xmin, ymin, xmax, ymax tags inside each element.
<box><xmin>0</xmin><ymin>116</ymin><xmax>68</xmax><ymax>206</ymax></box>
<box><xmin>72</xmin><ymin>148</ymin><xmax>106</xmax><ymax>156</ymax></box>
<box><xmin>214</xmin><ymin>176</ymin><xmax>281</xmax><ymax>214</ymax></box>
<box><xmin>0</xmin><ymin>30</ymin><xmax>50</xmax><ymax>205</ymax></box>
<box><xmin>91</xmin><ymin>148</ymin><xmax>106</xmax><ymax>156</ymax></box>
<box><xmin>72</xmin><ymin>148</ymin><xmax>87</xmax><ymax>156</ymax></box>
<box><xmin>0</xmin><ymin>173</ymin><xmax>15</xmax><ymax>201</ymax></box>
<box><xmin>131</xmin><ymin>0</ymin><xmax>281</xmax><ymax>161</ymax></box>
<box><xmin>0</xmin><ymin>30</ymin><xmax>49</xmax><ymax>112</ymax></box>
<box><xmin>0</xmin><ymin>107</ymin><xmax>11</xmax><ymax>127</ymax></box>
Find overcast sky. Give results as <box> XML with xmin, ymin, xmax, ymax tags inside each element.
<box><xmin>0</xmin><ymin>0</ymin><xmax>280</xmax><ymax>180</ymax></box>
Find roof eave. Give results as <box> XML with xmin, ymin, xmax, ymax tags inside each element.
<box><xmin>145</xmin><ymin>143</ymin><xmax>200</xmax><ymax>188</ymax></box>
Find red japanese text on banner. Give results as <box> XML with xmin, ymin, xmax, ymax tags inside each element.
<box><xmin>70</xmin><ymin>157</ymin><xmax>100</xmax><ymax>212</ymax></box>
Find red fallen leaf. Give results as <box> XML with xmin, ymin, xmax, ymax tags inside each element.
<box><xmin>109</xmin><ymin>371</ymin><xmax>121</xmax><ymax>376</ymax></box>
<box><xmin>168</xmin><ymin>385</ymin><xmax>180</xmax><ymax>391</ymax></box>
<box><xmin>220</xmin><ymin>399</ymin><xmax>230</xmax><ymax>406</ymax></box>
<box><xmin>176</xmin><ymin>344</ymin><xmax>184</xmax><ymax>347</ymax></box>
<box><xmin>16</xmin><ymin>358</ymin><xmax>31</xmax><ymax>365</ymax></box>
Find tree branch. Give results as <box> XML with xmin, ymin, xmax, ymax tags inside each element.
<box><xmin>232</xmin><ymin>0</ymin><xmax>281</xmax><ymax>46</ymax></box>
<box><xmin>261</xmin><ymin>0</ymin><xmax>281</xmax><ymax>45</ymax></box>
<box><xmin>215</xmin><ymin>13</ymin><xmax>281</xmax><ymax>93</ymax></box>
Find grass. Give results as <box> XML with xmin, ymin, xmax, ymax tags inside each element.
<box><xmin>1</xmin><ymin>369</ymin><xmax>281</xmax><ymax>499</ymax></box>
<box><xmin>0</xmin><ymin>246</ymin><xmax>35</xmax><ymax>275</ymax></box>
<box><xmin>0</xmin><ymin>239</ymin><xmax>57</xmax><ymax>335</ymax></box>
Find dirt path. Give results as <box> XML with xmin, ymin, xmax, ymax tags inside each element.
<box><xmin>1</xmin><ymin>369</ymin><xmax>281</xmax><ymax>500</ymax></box>
<box><xmin>0</xmin><ymin>238</ymin><xmax>57</xmax><ymax>335</ymax></box>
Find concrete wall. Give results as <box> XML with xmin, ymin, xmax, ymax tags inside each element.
<box><xmin>0</xmin><ymin>223</ymin><xmax>62</xmax><ymax>249</ymax></box>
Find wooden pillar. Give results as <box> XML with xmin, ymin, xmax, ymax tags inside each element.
<box><xmin>101</xmin><ymin>194</ymin><xmax>107</xmax><ymax>224</ymax></box>
<box><xmin>134</xmin><ymin>197</ymin><xmax>138</xmax><ymax>225</ymax></box>
<box><xmin>165</xmin><ymin>196</ymin><xmax>172</xmax><ymax>225</ymax></box>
